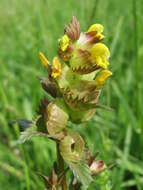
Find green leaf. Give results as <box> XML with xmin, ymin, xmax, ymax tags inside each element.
<box><xmin>18</xmin><ymin>126</ymin><xmax>51</xmax><ymax>144</ymax></box>
<box><xmin>68</xmin><ymin>161</ymin><xmax>93</xmax><ymax>190</ymax></box>
<box><xmin>19</xmin><ymin>126</ymin><xmax>38</xmax><ymax>143</ymax></box>
<box><xmin>94</xmin><ymin>169</ymin><xmax>112</xmax><ymax>190</ymax></box>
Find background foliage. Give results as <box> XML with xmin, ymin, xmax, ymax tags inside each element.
<box><xmin>0</xmin><ymin>0</ymin><xmax>143</xmax><ymax>189</ymax></box>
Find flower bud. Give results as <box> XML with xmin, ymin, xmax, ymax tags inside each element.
<box><xmin>39</xmin><ymin>52</ymin><xmax>50</xmax><ymax>68</ymax></box>
<box><xmin>87</xmin><ymin>152</ymin><xmax>105</xmax><ymax>176</ymax></box>
<box><xmin>64</xmin><ymin>16</ymin><xmax>80</xmax><ymax>41</ymax></box>
<box><xmin>89</xmin><ymin>160</ymin><xmax>104</xmax><ymax>175</ymax></box>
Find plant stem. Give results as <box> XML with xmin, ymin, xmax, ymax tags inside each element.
<box><xmin>56</xmin><ymin>142</ymin><xmax>67</xmax><ymax>190</ymax></box>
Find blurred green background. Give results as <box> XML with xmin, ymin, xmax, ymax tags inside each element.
<box><xmin>0</xmin><ymin>0</ymin><xmax>143</xmax><ymax>189</ymax></box>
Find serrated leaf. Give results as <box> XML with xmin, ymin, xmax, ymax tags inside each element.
<box><xmin>19</xmin><ymin>126</ymin><xmax>38</xmax><ymax>143</ymax></box>
<box><xmin>18</xmin><ymin>126</ymin><xmax>51</xmax><ymax>144</ymax></box>
<box><xmin>68</xmin><ymin>161</ymin><xmax>93</xmax><ymax>190</ymax></box>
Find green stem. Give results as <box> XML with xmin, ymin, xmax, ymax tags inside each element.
<box><xmin>56</xmin><ymin>142</ymin><xmax>67</xmax><ymax>190</ymax></box>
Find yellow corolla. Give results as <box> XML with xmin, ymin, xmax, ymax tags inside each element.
<box><xmin>59</xmin><ymin>34</ymin><xmax>70</xmax><ymax>52</ymax></box>
<box><xmin>39</xmin><ymin>52</ymin><xmax>49</xmax><ymax>68</ymax></box>
<box><xmin>95</xmin><ymin>70</ymin><xmax>112</xmax><ymax>87</ymax></box>
<box><xmin>51</xmin><ymin>57</ymin><xmax>62</xmax><ymax>78</ymax></box>
<box><xmin>90</xmin><ymin>43</ymin><xmax>110</xmax><ymax>69</ymax></box>
<box><xmin>88</xmin><ymin>24</ymin><xmax>104</xmax><ymax>40</ymax></box>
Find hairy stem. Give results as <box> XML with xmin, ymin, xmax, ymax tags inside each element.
<box><xmin>56</xmin><ymin>142</ymin><xmax>67</xmax><ymax>190</ymax></box>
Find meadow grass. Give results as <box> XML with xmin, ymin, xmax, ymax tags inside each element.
<box><xmin>0</xmin><ymin>0</ymin><xmax>143</xmax><ymax>189</ymax></box>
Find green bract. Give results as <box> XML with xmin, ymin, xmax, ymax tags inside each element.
<box><xmin>59</xmin><ymin>130</ymin><xmax>85</xmax><ymax>163</ymax></box>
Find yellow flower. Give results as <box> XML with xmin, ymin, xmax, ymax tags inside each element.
<box><xmin>95</xmin><ymin>70</ymin><xmax>112</xmax><ymax>87</ymax></box>
<box><xmin>59</xmin><ymin>34</ymin><xmax>69</xmax><ymax>52</ymax></box>
<box><xmin>90</xmin><ymin>43</ymin><xmax>110</xmax><ymax>69</ymax></box>
<box><xmin>51</xmin><ymin>57</ymin><xmax>62</xmax><ymax>78</ymax></box>
<box><xmin>88</xmin><ymin>24</ymin><xmax>104</xmax><ymax>40</ymax></box>
<box><xmin>39</xmin><ymin>52</ymin><xmax>50</xmax><ymax>68</ymax></box>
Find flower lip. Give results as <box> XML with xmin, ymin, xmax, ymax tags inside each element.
<box><xmin>89</xmin><ymin>43</ymin><xmax>110</xmax><ymax>69</ymax></box>
<box><xmin>87</xmin><ymin>24</ymin><xmax>104</xmax><ymax>33</ymax></box>
<box><xmin>77</xmin><ymin>24</ymin><xmax>104</xmax><ymax>46</ymax></box>
<box><xmin>95</xmin><ymin>69</ymin><xmax>112</xmax><ymax>87</ymax></box>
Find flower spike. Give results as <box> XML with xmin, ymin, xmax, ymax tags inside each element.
<box><xmin>32</xmin><ymin>16</ymin><xmax>113</xmax><ymax>189</ymax></box>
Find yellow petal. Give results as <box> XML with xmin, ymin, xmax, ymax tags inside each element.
<box><xmin>90</xmin><ymin>43</ymin><xmax>110</xmax><ymax>69</ymax></box>
<box><xmin>88</xmin><ymin>24</ymin><xmax>104</xmax><ymax>40</ymax></box>
<box><xmin>39</xmin><ymin>52</ymin><xmax>49</xmax><ymax>68</ymax></box>
<box><xmin>59</xmin><ymin>34</ymin><xmax>69</xmax><ymax>52</ymax></box>
<box><xmin>96</xmin><ymin>33</ymin><xmax>104</xmax><ymax>40</ymax></box>
<box><xmin>95</xmin><ymin>70</ymin><xmax>112</xmax><ymax>87</ymax></box>
<box><xmin>88</xmin><ymin>24</ymin><xmax>104</xmax><ymax>33</ymax></box>
<box><xmin>95</xmin><ymin>57</ymin><xmax>108</xmax><ymax>69</ymax></box>
<box><xmin>51</xmin><ymin>57</ymin><xmax>61</xmax><ymax>78</ymax></box>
